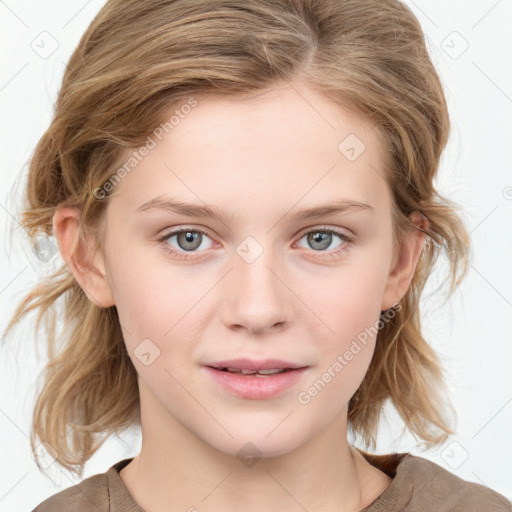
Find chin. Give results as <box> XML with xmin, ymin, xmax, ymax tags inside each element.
<box><xmin>200</xmin><ymin>417</ymin><xmax>310</xmax><ymax>462</ymax></box>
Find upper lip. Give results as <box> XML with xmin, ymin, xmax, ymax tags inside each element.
<box><xmin>206</xmin><ymin>358</ymin><xmax>307</xmax><ymax>371</ymax></box>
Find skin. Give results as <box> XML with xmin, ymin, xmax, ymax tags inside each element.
<box><xmin>53</xmin><ymin>81</ymin><xmax>426</xmax><ymax>512</ymax></box>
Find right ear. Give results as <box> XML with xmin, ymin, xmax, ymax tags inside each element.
<box><xmin>52</xmin><ymin>206</ymin><xmax>115</xmax><ymax>308</ymax></box>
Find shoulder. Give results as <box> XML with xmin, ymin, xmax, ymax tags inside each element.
<box><xmin>395</xmin><ymin>453</ymin><xmax>511</xmax><ymax>511</ymax></box>
<box><xmin>359</xmin><ymin>449</ymin><xmax>512</xmax><ymax>512</ymax></box>
<box><xmin>31</xmin><ymin>469</ymin><xmax>110</xmax><ymax>512</ymax></box>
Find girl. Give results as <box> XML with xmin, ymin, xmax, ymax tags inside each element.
<box><xmin>3</xmin><ymin>0</ymin><xmax>511</xmax><ymax>510</ymax></box>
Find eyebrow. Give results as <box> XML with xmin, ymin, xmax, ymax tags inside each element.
<box><xmin>136</xmin><ymin>195</ymin><xmax>375</xmax><ymax>223</ymax></box>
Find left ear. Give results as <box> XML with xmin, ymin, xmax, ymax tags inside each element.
<box><xmin>381</xmin><ymin>211</ymin><xmax>427</xmax><ymax>311</ymax></box>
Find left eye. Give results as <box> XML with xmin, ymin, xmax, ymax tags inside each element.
<box><xmin>297</xmin><ymin>228</ymin><xmax>350</xmax><ymax>252</ymax></box>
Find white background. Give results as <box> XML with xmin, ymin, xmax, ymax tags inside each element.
<box><xmin>0</xmin><ymin>0</ymin><xmax>511</xmax><ymax>510</ymax></box>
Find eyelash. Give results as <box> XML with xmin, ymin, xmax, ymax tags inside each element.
<box><xmin>156</xmin><ymin>226</ymin><xmax>354</xmax><ymax>261</ymax></box>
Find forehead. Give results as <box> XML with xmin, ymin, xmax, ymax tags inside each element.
<box><xmin>169</xmin><ymin>84</ymin><xmax>383</xmax><ymax>160</ymax></box>
<box><xmin>107</xmin><ymin>84</ymin><xmax>391</xmax><ymax>219</ymax></box>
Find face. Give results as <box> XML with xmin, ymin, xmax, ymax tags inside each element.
<box><xmin>78</xmin><ymin>83</ymin><xmax>418</xmax><ymax>459</ymax></box>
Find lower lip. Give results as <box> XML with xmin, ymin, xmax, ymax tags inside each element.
<box><xmin>204</xmin><ymin>367</ymin><xmax>308</xmax><ymax>400</ymax></box>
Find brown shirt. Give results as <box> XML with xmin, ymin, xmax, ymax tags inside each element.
<box><xmin>32</xmin><ymin>450</ymin><xmax>512</xmax><ymax>511</ymax></box>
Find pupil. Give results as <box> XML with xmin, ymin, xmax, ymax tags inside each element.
<box><xmin>308</xmin><ymin>232</ymin><xmax>330</xmax><ymax>250</ymax></box>
<box><xmin>178</xmin><ymin>231</ymin><xmax>201</xmax><ymax>250</ymax></box>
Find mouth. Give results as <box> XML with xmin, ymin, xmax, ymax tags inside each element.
<box><xmin>207</xmin><ymin>366</ymin><xmax>300</xmax><ymax>377</ymax></box>
<box><xmin>203</xmin><ymin>359</ymin><xmax>309</xmax><ymax>400</ymax></box>
<box><xmin>205</xmin><ymin>358</ymin><xmax>307</xmax><ymax>375</ymax></box>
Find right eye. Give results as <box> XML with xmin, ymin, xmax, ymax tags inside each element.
<box><xmin>157</xmin><ymin>228</ymin><xmax>217</xmax><ymax>259</ymax></box>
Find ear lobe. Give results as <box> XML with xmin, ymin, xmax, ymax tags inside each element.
<box><xmin>381</xmin><ymin>211</ymin><xmax>427</xmax><ymax>311</ymax></box>
<box><xmin>52</xmin><ymin>206</ymin><xmax>115</xmax><ymax>308</ymax></box>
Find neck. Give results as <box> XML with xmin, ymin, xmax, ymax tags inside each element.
<box><xmin>118</xmin><ymin>380</ymin><xmax>391</xmax><ymax>512</ymax></box>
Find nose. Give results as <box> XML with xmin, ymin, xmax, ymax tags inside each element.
<box><xmin>220</xmin><ymin>240</ymin><xmax>294</xmax><ymax>336</ymax></box>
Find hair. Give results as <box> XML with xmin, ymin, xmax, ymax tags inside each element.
<box><xmin>3</xmin><ymin>0</ymin><xmax>471</xmax><ymax>478</ymax></box>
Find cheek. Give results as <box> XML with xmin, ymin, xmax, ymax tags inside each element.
<box><xmin>106</xmin><ymin>249</ymin><xmax>211</xmax><ymax>375</ymax></box>
<box><xmin>107</xmin><ymin>243</ymin><xmax>195</xmax><ymax>332</ymax></box>
<box><xmin>304</xmin><ymin>257</ymin><xmax>390</xmax><ymax>338</ymax></box>
<box><xmin>299</xmin><ymin>251</ymin><xmax>390</xmax><ymax>396</ymax></box>
<box><xmin>296</xmin><ymin>273</ymin><xmax>383</xmax><ymax>412</ymax></box>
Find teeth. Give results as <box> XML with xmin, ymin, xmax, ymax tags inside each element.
<box><xmin>257</xmin><ymin>368</ymin><xmax>284</xmax><ymax>375</ymax></box>
<box><xmin>240</xmin><ymin>369</ymin><xmax>258</xmax><ymax>375</ymax></box>
<box><xmin>220</xmin><ymin>367</ymin><xmax>287</xmax><ymax>376</ymax></box>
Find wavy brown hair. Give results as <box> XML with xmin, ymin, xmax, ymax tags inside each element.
<box><xmin>3</xmin><ymin>0</ymin><xmax>471</xmax><ymax>477</ymax></box>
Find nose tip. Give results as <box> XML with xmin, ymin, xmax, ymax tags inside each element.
<box><xmin>222</xmin><ymin>248</ymin><xmax>292</xmax><ymax>335</ymax></box>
